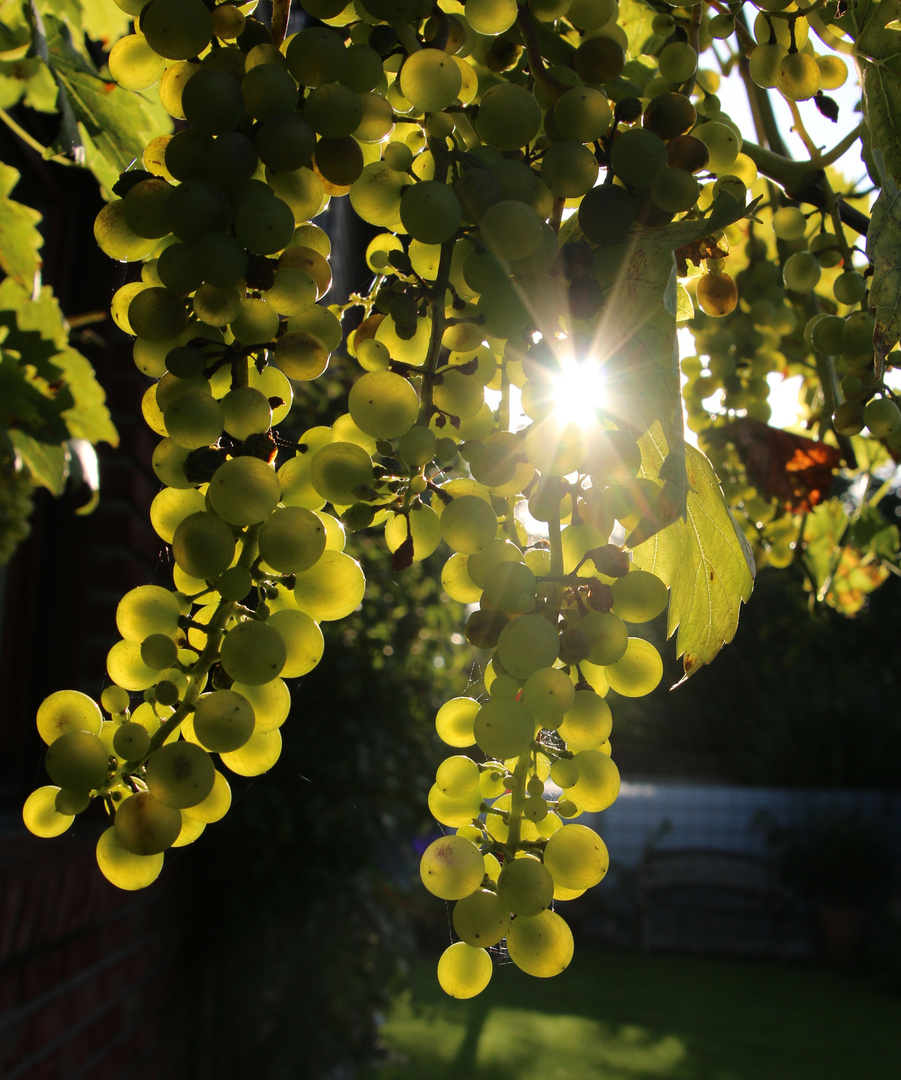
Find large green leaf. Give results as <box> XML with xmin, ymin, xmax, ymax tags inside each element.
<box><xmin>867</xmin><ymin>153</ymin><xmax>901</xmax><ymax>368</ymax></box>
<box><xmin>617</xmin><ymin>0</ymin><xmax>660</xmax><ymax>57</ymax></box>
<box><xmin>0</xmin><ymin>53</ymin><xmax>59</xmax><ymax>110</ymax></box>
<box><xmin>837</xmin><ymin>0</ymin><xmax>901</xmax><ymax>183</ymax></box>
<box><xmin>563</xmin><ymin>194</ymin><xmax>755</xmax><ymax>542</ymax></box>
<box><xmin>0</xmin><ymin>164</ymin><xmax>43</xmax><ymax>287</ymax></box>
<box><xmin>631</xmin><ymin>425</ymin><xmax>756</xmax><ymax>681</ymax></box>
<box><xmin>0</xmin><ymin>279</ymin><xmax>118</xmax><ymax>447</ymax></box>
<box><xmin>9</xmin><ymin>428</ymin><xmax>68</xmax><ymax>493</ymax></box>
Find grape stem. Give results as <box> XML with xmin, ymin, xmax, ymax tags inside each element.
<box><xmin>516</xmin><ymin>6</ymin><xmax>570</xmax><ymax>103</ymax></box>
<box><xmin>417</xmin><ymin>240</ymin><xmax>454</xmax><ymax>425</ymax></box>
<box><xmin>130</xmin><ymin>522</ymin><xmax>264</xmax><ymax>765</ymax></box>
<box><xmin>270</xmin><ymin>0</ymin><xmax>292</xmax><ymax>49</ymax></box>
<box><xmin>503</xmin><ymin>754</ymin><xmax>531</xmax><ymax>857</ymax></box>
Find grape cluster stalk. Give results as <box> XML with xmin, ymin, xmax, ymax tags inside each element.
<box><xmin>22</xmin><ymin>0</ymin><xmax>884</xmax><ymax>995</ymax></box>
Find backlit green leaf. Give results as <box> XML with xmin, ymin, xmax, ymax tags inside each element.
<box><xmin>631</xmin><ymin>424</ymin><xmax>756</xmax><ymax>680</ymax></box>
<box><xmin>0</xmin><ymin>164</ymin><xmax>43</xmax><ymax>288</ymax></box>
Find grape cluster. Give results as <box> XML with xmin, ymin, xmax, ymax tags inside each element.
<box><xmin>23</xmin><ymin>0</ymin><xmax>878</xmax><ymax>993</ymax></box>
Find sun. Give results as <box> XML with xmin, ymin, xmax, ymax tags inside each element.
<box><xmin>550</xmin><ymin>355</ymin><xmax>606</xmax><ymax>430</ymax></box>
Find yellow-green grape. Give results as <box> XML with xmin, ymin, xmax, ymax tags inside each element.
<box><xmin>578</xmin><ymin>611</ymin><xmax>628</xmax><ymax>666</ymax></box>
<box><xmin>543</xmin><ymin>823</ymin><xmax>609</xmax><ymax>890</ymax></box>
<box><xmin>36</xmin><ymin>690</ymin><xmax>103</xmax><ymax>744</ymax></box>
<box><xmin>127</xmin><ymin>287</ymin><xmax>189</xmax><ymax>342</ymax></box>
<box><xmin>220</xmin><ymin>728</ymin><xmax>283</xmax><ymax>775</ymax></box>
<box><xmin>220</xmin><ymin>388</ymin><xmax>272</xmax><ymax>441</ymax></box>
<box><xmin>272</xmin><ymin>331</ymin><xmax>330</xmax><ymax>382</ymax></box>
<box><xmin>429</xmin><ymin>781</ymin><xmax>482</xmax><ymax>828</ymax></box>
<box><xmin>216</xmin><ymin>566</ymin><xmax>252</xmax><ymax>602</ymax></box>
<box><xmin>496</xmin><ymin>855</ymin><xmax>554</xmax><ymax>916</ymax></box>
<box><xmin>208</xmin><ymin>457</ymin><xmax>282</xmax><ymax>526</ymax></box>
<box><xmin>568</xmin><ymin>749</ymin><xmax>620</xmax><ymax>812</ymax></box>
<box><xmin>506</xmin><ymin>909</ymin><xmax>574</xmax><ymax>977</ymax></box>
<box><xmin>834</xmin><ymin>271</ymin><xmax>867</xmax><ymax>305</ymax></box>
<box><xmin>749</xmin><ymin>41</ymin><xmax>788</xmax><ymax>88</ymax></box>
<box><xmin>692</xmin><ymin>121</ymin><xmax>741</xmax><ymax>173</ymax></box>
<box><xmin>149</xmin><ymin>487</ymin><xmax>205</xmax><ymax>544</ymax></box>
<box><xmin>266</xmin><ymin>609</ymin><xmax>324</xmax><ymax>677</ymax></box>
<box><xmin>211</xmin><ymin>2</ymin><xmax>245</xmax><ymax>38</ymax></box>
<box><xmin>783</xmin><ymin>251</ymin><xmax>821</xmax><ymax>293</ymax></box>
<box><xmin>478</xmin><ymin>198</ymin><xmax>542</xmax><ymax>261</ymax></box>
<box><xmin>777</xmin><ymin>51</ymin><xmax>820</xmax><ymax>101</ymax></box>
<box><xmin>440</xmin><ymin>495</ymin><xmax>498</xmax><ymax>554</ymax></box>
<box><xmin>123</xmin><ymin>178</ymin><xmax>173</xmax><ymax>240</ymax></box>
<box><xmin>696</xmin><ymin>272</ymin><xmax>739</xmax><ymax>317</ymax></box>
<box><xmin>609</xmin><ymin>127</ymin><xmax>668</xmax><ymax>188</ymax></box>
<box><xmin>399</xmin><ymin>48</ymin><xmax>462</xmax><ymax>112</ymax></box>
<box><xmin>557</xmin><ymin>690</ymin><xmax>612</xmax><ymax>752</ymax></box>
<box><xmin>604</xmin><ymin>637</ymin><xmax>663</xmax><ymax>696</ymax></box>
<box><xmin>865</xmin><ymin>397</ymin><xmax>901</xmax><ymax>438</ymax></box>
<box><xmin>436</xmin><ymin>696</ymin><xmax>479</xmax><ymax>747</ymax></box>
<box><xmin>817</xmin><ymin>54</ymin><xmax>848</xmax><ymax>90</ymax></box>
<box><xmin>433</xmin><ymin>369</ymin><xmax>485</xmax><ymax>421</ymax></box>
<box><xmin>833</xmin><ymin>401</ymin><xmax>865</xmax><ymax>436</ymax></box>
<box><xmin>479</xmin><ymin>763</ymin><xmax>508</xmax><ymax>798</ymax></box>
<box><xmin>96</xmin><ymin>827</ymin><xmax>164</xmax><ymax>890</ymax></box>
<box><xmin>23</xmin><ymin>786</ymin><xmax>75</xmax><ymax>838</ymax></box>
<box><xmin>259</xmin><ymin>506</ymin><xmax>326</xmax><ymax>573</ymax></box>
<box><xmin>521</xmin><ymin>667</ymin><xmax>575</xmax><ymax>728</ymax></box>
<box><xmin>93</xmin><ymin>200</ymin><xmax>156</xmax><ymax>262</ymax></box>
<box><xmin>310</xmin><ymin>442</ymin><xmax>374</xmax><ymax>505</ymax></box>
<box><xmin>113</xmin><ymin>721</ymin><xmax>151</xmax><ymax>760</ymax></box>
<box><xmin>476</xmin><ymin>83</ymin><xmax>542</xmax><ymax>151</ymax></box>
<box><xmin>285</xmin><ymin>25</ymin><xmax>348</xmax><ymax>87</ymax></box>
<box><xmin>651</xmin><ymin>167</ymin><xmax>700</xmax><ymax>214</ymax></box>
<box><xmin>553</xmin><ymin>86</ymin><xmax>612</xmax><ymax>143</ymax></box>
<box><xmin>385</xmin><ymin>505</ymin><xmax>442</xmax><ymax>562</ymax></box>
<box><xmin>293</xmin><ymin>549</ymin><xmax>366</xmax><ymax>620</ymax></box>
<box><xmin>241</xmin><ymin>62</ymin><xmax>298</xmax><ymax>122</ymax></box>
<box><xmin>568</xmin><ymin>0</ymin><xmax>616</xmax><ymax>28</ymax></box>
<box><xmin>772</xmin><ymin>206</ymin><xmax>807</xmax><ymax>241</ymax></box>
<box><xmin>108</xmin><ymin>32</ymin><xmax>166</xmax><ymax>90</ymax></box>
<box><xmin>496</xmin><ymin>614</ymin><xmax>559</xmax><ymax>680</ymax></box>
<box><xmin>441</xmin><ymin>554</ymin><xmax>482</xmax><ymax>604</ymax></box>
<box><xmin>453</xmin><ymin>888</ymin><xmax>511</xmax><ymax>947</ymax></box>
<box><xmin>540</xmin><ymin>141</ymin><xmax>599</xmax><ymax>198</ymax></box>
<box><xmin>55</xmin><ymin>788</ymin><xmax>91</xmax><ymax>814</ymax></box>
<box><xmin>466</xmin><ymin>0</ymin><xmax>518</xmax><ymax>33</ymax></box>
<box><xmin>481</xmin><ymin>562</ymin><xmax>536</xmax><ymax>614</ymax></box>
<box><xmin>193</xmin><ymin>690</ymin><xmax>255</xmax><ymax>752</ymax></box>
<box><xmin>348</xmin><ymin>371</ymin><xmax>419</xmax><ymax>439</ymax></box>
<box><xmin>524</xmin><ymin>416</ymin><xmax>587</xmax><ymax>476</ymax></box>
<box><xmin>182</xmin><ymin>769</ymin><xmax>231</xmax><ymax>823</ymax></box>
<box><xmin>437</xmin><ymin>942</ymin><xmax>493</xmax><ymax>999</ymax></box>
<box><xmin>163</xmin><ymin>390</ymin><xmax>224</xmax><ymax>450</ymax></box>
<box><xmin>141</xmin><ymin>0</ymin><xmax>211</xmax><ymax>60</ymax></box>
<box><xmin>658</xmin><ymin>41</ymin><xmax>698</xmax><ymax>83</ymax></box>
<box><xmin>145</xmin><ymin>741</ymin><xmax>216</xmax><ymax>808</ymax></box>
<box><xmin>473</xmin><ymin>698</ymin><xmax>535</xmax><ymax>759</ymax></box>
<box><xmin>303</xmin><ymin>82</ymin><xmax>363</xmax><ymax>138</ymax></box>
<box><xmin>172</xmin><ymin>812</ymin><xmax>205</xmax><ymax>846</ymax></box>
<box><xmin>219</xmin><ymin>620</ymin><xmax>287</xmax><ymax>685</ymax></box>
<box><xmin>44</xmin><ymin>730</ymin><xmax>110</xmax><ymax>791</ymax></box>
<box><xmin>101</xmin><ymin>685</ymin><xmax>130</xmax><ymax>717</ymax></box>
<box><xmin>114</xmin><ymin>792</ymin><xmax>182</xmax><ymax>855</ymax></box>
<box><xmin>231</xmin><ymin>678</ymin><xmax>290</xmax><ymax>733</ymax></box>
<box><xmin>234</xmin><ymin>189</ymin><xmax>297</xmax><ymax>255</ymax></box>
<box><xmin>420</xmin><ymin>835</ymin><xmax>486</xmax><ymax>900</ymax></box>
<box><xmin>134</xmin><ymin>589</ymin><xmax>172</xmax><ymax>662</ymax></box>
<box><xmin>399</xmin><ymin>180</ymin><xmax>463</xmax><ymax>245</ymax></box>
<box><xmin>611</xmin><ymin>570</ymin><xmax>668</xmax><ymax>623</ymax></box>
<box><xmin>172</xmin><ymin>511</ymin><xmax>236</xmax><ymax>580</ymax></box>
<box><xmin>550</xmin><ymin>756</ymin><xmax>579</xmax><ymax>789</ymax></box>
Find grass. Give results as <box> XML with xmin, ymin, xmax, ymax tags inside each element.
<box><xmin>364</xmin><ymin>951</ymin><xmax>899</xmax><ymax>1080</ymax></box>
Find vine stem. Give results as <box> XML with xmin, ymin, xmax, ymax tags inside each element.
<box><xmin>547</xmin><ymin>479</ymin><xmax>564</xmax><ymax>579</ymax></box>
<box><xmin>139</xmin><ymin>522</ymin><xmax>264</xmax><ymax>760</ymax></box>
<box><xmin>0</xmin><ymin>106</ymin><xmax>60</xmax><ymax>159</ymax></box>
<box><xmin>270</xmin><ymin>0</ymin><xmax>292</xmax><ymax>50</ymax></box>
<box><xmin>786</xmin><ymin>99</ymin><xmax>818</xmax><ymax>159</ymax></box>
<box><xmin>503</xmin><ymin>753</ymin><xmax>532</xmax><ymax>858</ymax></box>
<box><xmin>516</xmin><ymin>6</ymin><xmax>570</xmax><ymax>102</ymax></box>
<box><xmin>416</xmin><ymin>239</ymin><xmax>454</xmax><ymax>426</ymax></box>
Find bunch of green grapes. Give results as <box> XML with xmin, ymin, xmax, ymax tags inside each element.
<box><xmin>0</xmin><ymin>459</ymin><xmax>34</xmax><ymax>565</ymax></box>
<box><xmin>26</xmin><ymin>0</ymin><xmax>875</xmax><ymax>992</ymax></box>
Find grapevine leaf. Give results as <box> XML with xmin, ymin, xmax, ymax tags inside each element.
<box><xmin>0</xmin><ymin>279</ymin><xmax>118</xmax><ymax>447</ymax></box>
<box><xmin>9</xmin><ymin>428</ymin><xmax>68</xmax><ymax>493</ymax></box>
<box><xmin>41</xmin><ymin>14</ymin><xmax>169</xmax><ymax>192</ymax></box>
<box><xmin>675</xmin><ymin>282</ymin><xmax>694</xmax><ymax>322</ymax></box>
<box><xmin>0</xmin><ymin>54</ymin><xmax>59</xmax><ymax>110</ymax></box>
<box><xmin>631</xmin><ymin>424</ymin><xmax>756</xmax><ymax>681</ymax></box>
<box><xmin>866</xmin><ymin>152</ymin><xmax>901</xmax><ymax>369</ymax></box>
<box><xmin>39</xmin><ymin>0</ymin><xmax>130</xmax><ymax>49</ymax></box>
<box><xmin>0</xmin><ymin>163</ymin><xmax>43</xmax><ymax>288</ymax></box>
<box><xmin>0</xmin><ymin>0</ymin><xmax>32</xmax><ymax>56</ymax></box>
<box><xmin>0</xmin><ymin>348</ymin><xmax>70</xmax><ymax>443</ymax></box>
<box><xmin>617</xmin><ymin>0</ymin><xmax>660</xmax><ymax>56</ymax></box>
<box><xmin>837</xmin><ymin>0</ymin><xmax>901</xmax><ymax>183</ymax></box>
<box><xmin>576</xmin><ymin>194</ymin><xmax>756</xmax><ymax>540</ymax></box>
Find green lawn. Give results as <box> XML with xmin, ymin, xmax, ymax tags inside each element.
<box><xmin>365</xmin><ymin>951</ymin><xmax>900</xmax><ymax>1080</ymax></box>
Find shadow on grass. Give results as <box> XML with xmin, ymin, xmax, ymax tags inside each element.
<box><xmin>366</xmin><ymin>951</ymin><xmax>900</xmax><ymax>1080</ymax></box>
